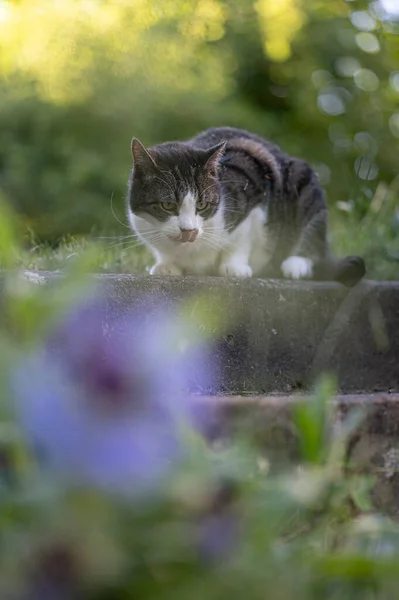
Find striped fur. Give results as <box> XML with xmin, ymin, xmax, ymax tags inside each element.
<box><xmin>127</xmin><ymin>126</ymin><xmax>365</xmax><ymax>286</ymax></box>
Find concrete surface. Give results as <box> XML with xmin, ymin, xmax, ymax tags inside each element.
<box><xmin>5</xmin><ymin>271</ymin><xmax>399</xmax><ymax>512</ymax></box>
<box><xmin>24</xmin><ymin>271</ymin><xmax>398</xmax><ymax>394</ymax></box>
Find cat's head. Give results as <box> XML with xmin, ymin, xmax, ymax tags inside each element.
<box><xmin>127</xmin><ymin>138</ymin><xmax>226</xmax><ymax>243</ymax></box>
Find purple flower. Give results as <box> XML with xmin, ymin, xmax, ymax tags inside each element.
<box><xmin>13</xmin><ymin>296</ymin><xmax>215</xmax><ymax>496</ymax></box>
<box><xmin>24</xmin><ymin>542</ymin><xmax>80</xmax><ymax>600</ymax></box>
<box><xmin>196</xmin><ymin>480</ymin><xmax>239</xmax><ymax>563</ymax></box>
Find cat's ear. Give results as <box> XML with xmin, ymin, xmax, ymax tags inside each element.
<box><xmin>201</xmin><ymin>141</ymin><xmax>226</xmax><ymax>172</ymax></box>
<box><xmin>131</xmin><ymin>138</ymin><xmax>157</xmax><ymax>172</ymax></box>
<box><xmin>203</xmin><ymin>141</ymin><xmax>226</xmax><ymax>163</ymax></box>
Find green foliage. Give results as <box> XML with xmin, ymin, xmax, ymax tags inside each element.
<box><xmin>0</xmin><ymin>181</ymin><xmax>396</xmax><ymax>599</ymax></box>
<box><xmin>0</xmin><ymin>0</ymin><xmax>398</xmax><ymax>277</ymax></box>
<box><xmin>293</xmin><ymin>376</ymin><xmax>336</xmax><ymax>464</ymax></box>
<box><xmin>0</xmin><ymin>6</ymin><xmax>398</xmax><ymax>596</ymax></box>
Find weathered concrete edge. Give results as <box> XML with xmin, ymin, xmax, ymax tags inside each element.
<box><xmin>3</xmin><ymin>270</ymin><xmax>399</xmax><ymax>395</ymax></box>
<box><xmin>196</xmin><ymin>392</ymin><xmax>399</xmax><ymax>406</ymax></box>
<box><xmin>15</xmin><ymin>269</ymin><xmax>399</xmax><ymax>287</ymax></box>
<box><xmin>8</xmin><ymin>269</ymin><xmax>399</xmax><ymax>297</ymax></box>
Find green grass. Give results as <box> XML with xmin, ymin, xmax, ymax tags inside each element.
<box><xmin>330</xmin><ymin>180</ymin><xmax>399</xmax><ymax>281</ymax></box>
<box><xmin>17</xmin><ymin>184</ymin><xmax>399</xmax><ymax>280</ymax></box>
<box><xmin>17</xmin><ymin>228</ymin><xmax>399</xmax><ymax>280</ymax></box>
<box><xmin>18</xmin><ymin>234</ymin><xmax>152</xmax><ymax>274</ymax></box>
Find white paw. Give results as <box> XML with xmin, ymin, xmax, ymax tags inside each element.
<box><xmin>281</xmin><ymin>256</ymin><xmax>313</xmax><ymax>280</ymax></box>
<box><xmin>219</xmin><ymin>262</ymin><xmax>253</xmax><ymax>278</ymax></box>
<box><xmin>150</xmin><ymin>263</ymin><xmax>183</xmax><ymax>276</ymax></box>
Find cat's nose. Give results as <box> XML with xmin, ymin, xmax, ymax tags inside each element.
<box><xmin>179</xmin><ymin>228</ymin><xmax>198</xmax><ymax>243</ymax></box>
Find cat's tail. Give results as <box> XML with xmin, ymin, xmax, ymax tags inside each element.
<box><xmin>313</xmin><ymin>255</ymin><xmax>366</xmax><ymax>287</ymax></box>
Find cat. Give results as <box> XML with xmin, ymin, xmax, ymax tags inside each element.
<box><xmin>126</xmin><ymin>126</ymin><xmax>365</xmax><ymax>286</ymax></box>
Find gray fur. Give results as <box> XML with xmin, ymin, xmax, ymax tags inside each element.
<box><xmin>127</xmin><ymin>126</ymin><xmax>365</xmax><ymax>286</ymax></box>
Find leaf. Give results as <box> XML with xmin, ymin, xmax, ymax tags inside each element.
<box><xmin>293</xmin><ymin>375</ymin><xmax>336</xmax><ymax>464</ymax></box>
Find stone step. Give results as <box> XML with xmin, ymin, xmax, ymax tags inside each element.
<box><xmin>22</xmin><ymin>272</ymin><xmax>398</xmax><ymax>395</ymax></box>
<box><xmin>5</xmin><ymin>271</ymin><xmax>399</xmax><ymax>512</ymax></box>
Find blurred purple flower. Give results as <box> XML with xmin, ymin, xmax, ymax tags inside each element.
<box><xmin>24</xmin><ymin>542</ymin><xmax>81</xmax><ymax>600</ymax></box>
<box><xmin>13</xmin><ymin>297</ymin><xmax>216</xmax><ymax>495</ymax></box>
<box><xmin>197</xmin><ymin>480</ymin><xmax>239</xmax><ymax>563</ymax></box>
<box><xmin>198</xmin><ymin>512</ymin><xmax>237</xmax><ymax>563</ymax></box>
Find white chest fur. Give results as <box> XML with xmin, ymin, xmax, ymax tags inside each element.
<box><xmin>128</xmin><ymin>203</ymin><xmax>270</xmax><ymax>277</ymax></box>
<box><xmin>228</xmin><ymin>206</ymin><xmax>270</xmax><ymax>276</ymax></box>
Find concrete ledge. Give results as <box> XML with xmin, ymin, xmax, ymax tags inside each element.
<box><xmin>4</xmin><ymin>271</ymin><xmax>399</xmax><ymax>512</ymax></box>
<box><xmin>9</xmin><ymin>272</ymin><xmax>399</xmax><ymax>394</ymax></box>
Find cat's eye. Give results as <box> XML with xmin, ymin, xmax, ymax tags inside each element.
<box><xmin>197</xmin><ymin>199</ymin><xmax>209</xmax><ymax>212</ymax></box>
<box><xmin>160</xmin><ymin>202</ymin><xmax>176</xmax><ymax>213</ymax></box>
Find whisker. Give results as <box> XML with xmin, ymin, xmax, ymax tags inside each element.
<box><xmin>106</xmin><ymin>233</ymin><xmax>147</xmax><ymax>248</ymax></box>
<box><xmin>107</xmin><ymin>240</ymin><xmax>139</xmax><ymax>249</ymax></box>
<box><xmin>200</xmin><ymin>180</ymin><xmax>239</xmax><ymax>198</ymax></box>
<box><xmin>158</xmin><ymin>169</ymin><xmax>177</xmax><ymax>183</ymax></box>
<box><xmin>96</xmin><ymin>234</ymin><xmax>141</xmax><ymax>246</ymax></box>
<box><xmin>132</xmin><ymin>231</ymin><xmax>165</xmax><ymax>242</ymax></box>
<box><xmin>200</xmin><ymin>233</ymin><xmax>229</xmax><ymax>252</ymax></box>
<box><xmin>222</xmin><ymin>210</ymin><xmax>246</xmax><ymax>218</ymax></box>
<box><xmin>205</xmin><ymin>241</ymin><xmax>235</xmax><ymax>256</ymax></box>
<box><xmin>121</xmin><ymin>235</ymin><xmax>165</xmax><ymax>252</ymax></box>
<box><xmin>201</xmin><ymin>239</ymin><xmax>225</xmax><ymax>252</ymax></box>
<box><xmin>221</xmin><ymin>197</ymin><xmax>246</xmax><ymax>213</ymax></box>
<box><xmin>108</xmin><ymin>230</ymin><xmax>166</xmax><ymax>249</ymax></box>
<box><xmin>201</xmin><ymin>228</ymin><xmax>229</xmax><ymax>240</ymax></box>
<box><xmin>110</xmin><ymin>192</ymin><xmax>130</xmax><ymax>229</ymax></box>
<box><xmin>201</xmin><ymin>226</ymin><xmax>238</xmax><ymax>247</ymax></box>
<box><xmin>119</xmin><ymin>242</ymin><xmax>146</xmax><ymax>252</ymax></box>
<box><xmin>152</xmin><ymin>175</ymin><xmax>176</xmax><ymax>196</ymax></box>
<box><xmin>203</xmin><ymin>223</ymin><xmax>235</xmax><ymax>234</ymax></box>
<box><xmin>96</xmin><ymin>235</ymin><xmax>134</xmax><ymax>240</ymax></box>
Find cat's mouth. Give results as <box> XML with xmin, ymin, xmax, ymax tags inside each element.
<box><xmin>169</xmin><ymin>230</ymin><xmax>198</xmax><ymax>243</ymax></box>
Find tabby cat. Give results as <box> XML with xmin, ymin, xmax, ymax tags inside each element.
<box><xmin>126</xmin><ymin>126</ymin><xmax>365</xmax><ymax>286</ymax></box>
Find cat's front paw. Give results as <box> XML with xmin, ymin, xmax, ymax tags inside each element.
<box><xmin>150</xmin><ymin>262</ymin><xmax>183</xmax><ymax>276</ymax></box>
<box><xmin>281</xmin><ymin>256</ymin><xmax>313</xmax><ymax>280</ymax></box>
<box><xmin>219</xmin><ymin>262</ymin><xmax>253</xmax><ymax>278</ymax></box>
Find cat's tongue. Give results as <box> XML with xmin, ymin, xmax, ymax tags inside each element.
<box><xmin>180</xmin><ymin>230</ymin><xmax>197</xmax><ymax>243</ymax></box>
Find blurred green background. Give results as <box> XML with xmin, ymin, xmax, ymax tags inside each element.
<box><xmin>0</xmin><ymin>0</ymin><xmax>398</xmax><ymax>277</ymax></box>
